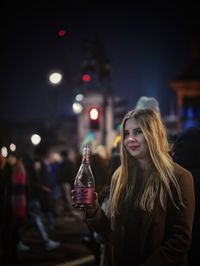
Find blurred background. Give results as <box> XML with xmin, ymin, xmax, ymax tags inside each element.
<box><xmin>1</xmin><ymin>0</ymin><xmax>200</xmax><ymax>156</ymax></box>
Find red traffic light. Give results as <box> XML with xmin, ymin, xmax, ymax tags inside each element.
<box><xmin>89</xmin><ymin>108</ymin><xmax>99</xmax><ymax>120</ymax></box>
<box><xmin>89</xmin><ymin>108</ymin><xmax>100</xmax><ymax>130</ymax></box>
<box><xmin>82</xmin><ymin>74</ymin><xmax>91</xmax><ymax>82</ymax></box>
<box><xmin>58</xmin><ymin>29</ymin><xmax>66</xmax><ymax>37</ymax></box>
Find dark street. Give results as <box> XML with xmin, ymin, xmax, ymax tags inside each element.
<box><xmin>0</xmin><ymin>211</ymin><xmax>97</xmax><ymax>266</ymax></box>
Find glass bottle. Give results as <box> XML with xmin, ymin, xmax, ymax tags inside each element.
<box><xmin>73</xmin><ymin>144</ymin><xmax>95</xmax><ymax>209</ymax></box>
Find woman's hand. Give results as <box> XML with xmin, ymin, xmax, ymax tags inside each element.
<box><xmin>71</xmin><ymin>190</ymin><xmax>99</xmax><ymax>218</ymax></box>
<box><xmin>86</xmin><ymin>191</ymin><xmax>99</xmax><ymax>218</ymax></box>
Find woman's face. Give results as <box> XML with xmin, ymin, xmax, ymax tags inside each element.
<box><xmin>124</xmin><ymin>117</ymin><xmax>150</xmax><ymax>161</ymax></box>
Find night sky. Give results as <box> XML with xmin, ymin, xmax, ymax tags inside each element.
<box><xmin>1</xmin><ymin>1</ymin><xmax>198</xmax><ymax>121</ymax></box>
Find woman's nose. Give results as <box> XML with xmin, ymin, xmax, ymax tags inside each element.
<box><xmin>127</xmin><ymin>134</ymin><xmax>136</xmax><ymax>141</ymax></box>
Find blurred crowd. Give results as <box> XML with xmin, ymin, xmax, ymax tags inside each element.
<box><xmin>0</xmin><ymin>143</ymin><xmax>120</xmax><ymax>265</ymax></box>
<box><xmin>0</xmin><ymin>96</ymin><xmax>199</xmax><ymax>266</ymax></box>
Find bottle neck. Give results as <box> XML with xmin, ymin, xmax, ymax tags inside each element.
<box><xmin>82</xmin><ymin>147</ymin><xmax>90</xmax><ymax>164</ymax></box>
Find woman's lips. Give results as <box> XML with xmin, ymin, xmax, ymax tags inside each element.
<box><xmin>128</xmin><ymin>145</ymin><xmax>140</xmax><ymax>151</ymax></box>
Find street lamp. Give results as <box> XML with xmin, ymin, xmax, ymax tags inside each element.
<box><xmin>48</xmin><ymin>72</ymin><xmax>63</xmax><ymax>85</ymax></box>
<box><xmin>72</xmin><ymin>102</ymin><xmax>83</xmax><ymax>114</ymax></box>
<box><xmin>72</xmin><ymin>93</ymin><xmax>85</xmax><ymax>114</ymax></box>
<box><xmin>31</xmin><ymin>134</ymin><xmax>41</xmax><ymax>146</ymax></box>
<box><xmin>75</xmin><ymin>93</ymin><xmax>84</xmax><ymax>102</ymax></box>
<box><xmin>1</xmin><ymin>146</ymin><xmax>8</xmax><ymax>157</ymax></box>
<box><xmin>10</xmin><ymin>143</ymin><xmax>16</xmax><ymax>151</ymax></box>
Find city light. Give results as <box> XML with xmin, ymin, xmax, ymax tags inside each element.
<box><xmin>72</xmin><ymin>102</ymin><xmax>83</xmax><ymax>114</ymax></box>
<box><xmin>31</xmin><ymin>134</ymin><xmax>41</xmax><ymax>145</ymax></box>
<box><xmin>58</xmin><ymin>29</ymin><xmax>66</xmax><ymax>37</ymax></box>
<box><xmin>82</xmin><ymin>74</ymin><xmax>91</xmax><ymax>82</ymax></box>
<box><xmin>10</xmin><ymin>143</ymin><xmax>16</xmax><ymax>151</ymax></box>
<box><xmin>49</xmin><ymin>72</ymin><xmax>63</xmax><ymax>85</ymax></box>
<box><xmin>1</xmin><ymin>146</ymin><xmax>8</xmax><ymax>157</ymax></box>
<box><xmin>89</xmin><ymin>108</ymin><xmax>99</xmax><ymax>120</ymax></box>
<box><xmin>75</xmin><ymin>93</ymin><xmax>84</xmax><ymax>102</ymax></box>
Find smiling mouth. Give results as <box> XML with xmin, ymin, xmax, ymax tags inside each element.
<box><xmin>128</xmin><ymin>146</ymin><xmax>139</xmax><ymax>151</ymax></box>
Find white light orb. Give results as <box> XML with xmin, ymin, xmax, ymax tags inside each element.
<box><xmin>72</xmin><ymin>102</ymin><xmax>83</xmax><ymax>114</ymax></box>
<box><xmin>10</xmin><ymin>143</ymin><xmax>16</xmax><ymax>151</ymax></box>
<box><xmin>31</xmin><ymin>134</ymin><xmax>41</xmax><ymax>145</ymax></box>
<box><xmin>75</xmin><ymin>93</ymin><xmax>84</xmax><ymax>102</ymax></box>
<box><xmin>1</xmin><ymin>146</ymin><xmax>8</xmax><ymax>157</ymax></box>
<box><xmin>49</xmin><ymin>72</ymin><xmax>62</xmax><ymax>85</ymax></box>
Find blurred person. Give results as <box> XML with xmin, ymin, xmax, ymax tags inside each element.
<box><xmin>98</xmin><ymin>150</ymin><xmax>121</xmax><ymax>215</ymax></box>
<box><xmin>33</xmin><ymin>158</ymin><xmax>55</xmax><ymax>230</ymax></box>
<box><xmin>1</xmin><ymin>152</ymin><xmax>28</xmax><ymax>263</ymax></box>
<box><xmin>34</xmin><ymin>148</ymin><xmax>58</xmax><ymax>228</ymax></box>
<box><xmin>0</xmin><ymin>154</ymin><xmax>6</xmax><ymax>215</ymax></box>
<box><xmin>82</xmin><ymin>108</ymin><xmax>195</xmax><ymax>266</ymax></box>
<box><xmin>56</xmin><ymin>150</ymin><xmax>76</xmax><ymax>217</ymax></box>
<box><xmin>135</xmin><ymin>96</ymin><xmax>160</xmax><ymax>113</ymax></box>
<box><xmin>94</xmin><ymin>145</ymin><xmax>110</xmax><ymax>162</ymax></box>
<box><xmin>22</xmin><ymin>153</ymin><xmax>60</xmax><ymax>252</ymax></box>
<box><xmin>91</xmin><ymin>153</ymin><xmax>109</xmax><ymax>195</ymax></box>
<box><xmin>172</xmin><ymin>126</ymin><xmax>200</xmax><ymax>266</ymax></box>
<box><xmin>101</xmin><ymin>151</ymin><xmax>120</xmax><ymax>200</ymax></box>
<box><xmin>0</xmin><ymin>155</ymin><xmax>6</xmax><ymax>251</ymax></box>
<box><xmin>46</xmin><ymin>151</ymin><xmax>61</xmax><ymax>216</ymax></box>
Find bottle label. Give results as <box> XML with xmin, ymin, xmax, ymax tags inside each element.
<box><xmin>74</xmin><ymin>187</ymin><xmax>94</xmax><ymax>204</ymax></box>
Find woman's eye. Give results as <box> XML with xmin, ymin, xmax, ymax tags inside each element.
<box><xmin>124</xmin><ymin>131</ymin><xmax>129</xmax><ymax>137</ymax></box>
<box><xmin>134</xmin><ymin>129</ymin><xmax>142</xmax><ymax>135</ymax></box>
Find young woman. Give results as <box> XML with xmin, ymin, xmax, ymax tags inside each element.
<box><xmin>86</xmin><ymin>108</ymin><xmax>195</xmax><ymax>266</ymax></box>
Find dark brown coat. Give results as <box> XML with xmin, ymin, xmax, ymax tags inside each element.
<box><xmin>88</xmin><ymin>163</ymin><xmax>195</xmax><ymax>266</ymax></box>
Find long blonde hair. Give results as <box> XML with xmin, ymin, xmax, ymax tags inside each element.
<box><xmin>108</xmin><ymin>108</ymin><xmax>183</xmax><ymax>217</ymax></box>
